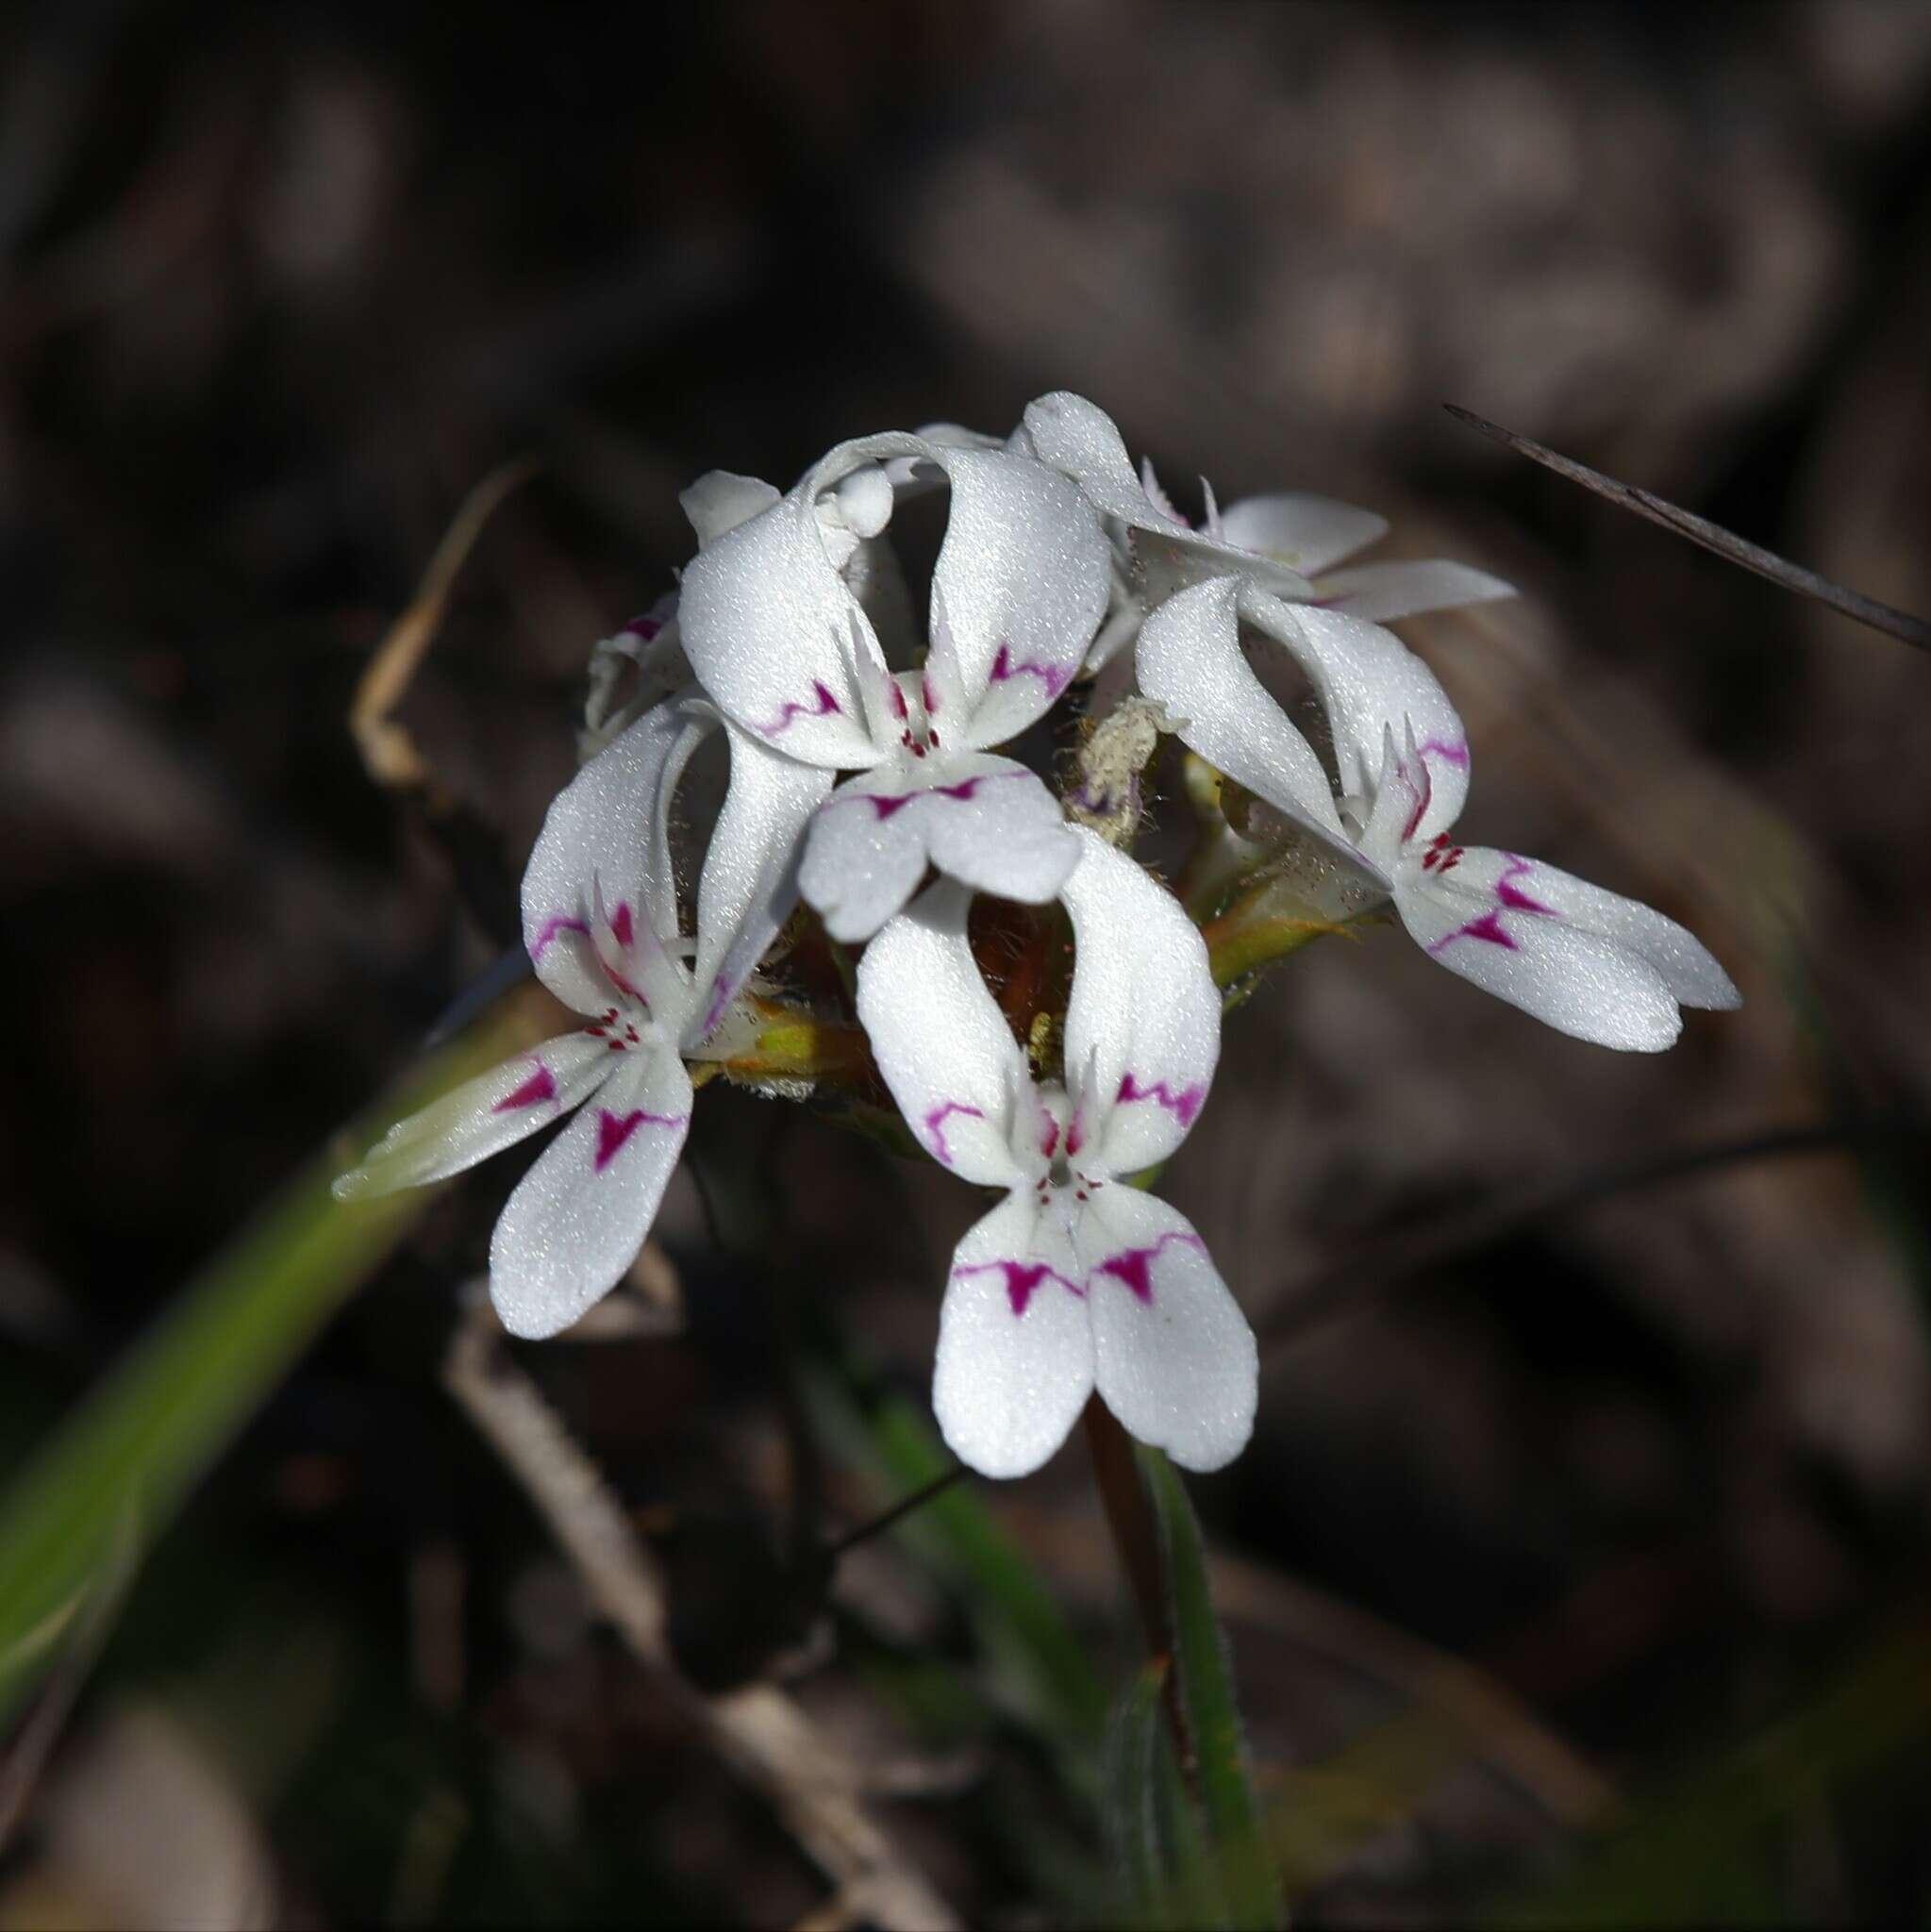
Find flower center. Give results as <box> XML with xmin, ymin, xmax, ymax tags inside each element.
<box><xmin>581</xmin><ymin>1003</ymin><xmax>663</xmax><ymax>1055</ymax></box>
<box><xmin>1026</xmin><ymin>1082</ymin><xmax>1102</xmax><ymax>1206</ymax></box>
<box><xmin>889</xmin><ymin>669</ymin><xmax>941</xmax><ymax>759</ymax></box>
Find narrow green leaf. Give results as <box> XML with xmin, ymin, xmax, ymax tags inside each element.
<box><xmin>0</xmin><ymin>1003</ymin><xmax>529</xmax><ymax>1725</ymax></box>
<box><xmin>1139</xmin><ymin>1447</ymin><xmax>1280</xmax><ymax>1930</ymax></box>
<box><xmin>1103</xmin><ymin>1658</ymin><xmax>1174</xmax><ymax>1924</ymax></box>
<box><xmin>1103</xmin><ymin>1657</ymin><xmax>1225</xmax><ymax>1930</ymax></box>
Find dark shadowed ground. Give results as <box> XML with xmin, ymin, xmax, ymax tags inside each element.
<box><xmin>3</xmin><ymin>2</ymin><xmax>1931</xmax><ymax>1924</ymax></box>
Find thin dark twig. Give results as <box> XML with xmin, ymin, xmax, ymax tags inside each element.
<box><xmin>1260</xmin><ymin>1116</ymin><xmax>1931</xmax><ymax>1357</ymax></box>
<box><xmin>824</xmin><ymin>1464</ymin><xmax>970</xmax><ymax>1561</ymax></box>
<box><xmin>1444</xmin><ymin>405</ymin><xmax>1931</xmax><ymax>652</ymax></box>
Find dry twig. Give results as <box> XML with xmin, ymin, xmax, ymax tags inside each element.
<box><xmin>1445</xmin><ymin>404</ymin><xmax>1931</xmax><ymax>650</ymax></box>
<box><xmin>441</xmin><ymin>1304</ymin><xmax>959</xmax><ymax>1932</ymax></box>
<box><xmin>348</xmin><ymin>458</ymin><xmax>542</xmax><ymax>944</ymax></box>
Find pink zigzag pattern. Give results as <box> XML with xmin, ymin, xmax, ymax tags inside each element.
<box><xmin>529</xmin><ymin>913</ymin><xmax>591</xmax><ymax>964</ymax></box>
<box><xmin>1092</xmin><ymin>1228</ymin><xmax>1207</xmax><ymax>1305</ymax></box>
<box><xmin>988</xmin><ymin>643</ymin><xmax>1074</xmax><ymax>700</ymax></box>
<box><xmin>922</xmin><ymin>1100</ymin><xmax>985</xmax><ymax>1166</ymax></box>
<box><xmin>1426</xmin><ymin>854</ymin><xmax>1556</xmax><ymax>956</ymax></box>
<box><xmin>754</xmin><ymin>679</ymin><xmax>842</xmax><ymax>741</ymax></box>
<box><xmin>493</xmin><ymin>1063</ymin><xmax>558</xmax><ymax>1114</ymax></box>
<box><xmin>953</xmin><ymin>1254</ymin><xmax>1083</xmax><ymax>1318</ymax></box>
<box><xmin>1115</xmin><ymin>1072</ymin><xmax>1205</xmax><ymax>1127</ymax></box>
<box><xmin>828</xmin><ymin>768</ymin><xmax>1033</xmax><ymax>822</ymax></box>
<box><xmin>592</xmin><ymin>1105</ymin><xmax>690</xmax><ymax>1172</ymax></box>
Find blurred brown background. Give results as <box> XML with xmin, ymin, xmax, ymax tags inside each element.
<box><xmin>4</xmin><ymin>1</ymin><xmax>1931</xmax><ymax>1924</ymax></box>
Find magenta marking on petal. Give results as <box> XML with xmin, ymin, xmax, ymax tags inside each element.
<box><xmin>922</xmin><ymin>1100</ymin><xmax>985</xmax><ymax>1166</ymax></box>
<box><xmin>829</xmin><ymin>769</ymin><xmax>1032</xmax><ymax>823</ymax></box>
<box><xmin>599</xmin><ymin>958</ymin><xmax>644</xmax><ymax>1002</ymax></box>
<box><xmin>700</xmin><ymin>974</ymin><xmax>735</xmax><ymax>1039</ymax></box>
<box><xmin>877</xmin><ymin>778</ymin><xmax>984</xmax><ymax>819</ymax></box>
<box><xmin>608</xmin><ymin>900</ymin><xmax>634</xmax><ymax>948</ymax></box>
<box><xmin>1433</xmin><ymin>909</ymin><xmax>1515</xmax><ymax>952</ymax></box>
<box><xmin>921</xmin><ymin>672</ymin><xmax>938</xmax><ymax>715</ymax></box>
<box><xmin>1093</xmin><ymin>1229</ymin><xmax>1207</xmax><ymax>1305</ymax></box>
<box><xmin>592</xmin><ymin>1106</ymin><xmax>689</xmax><ymax>1171</ymax></box>
<box><xmin>1115</xmin><ymin>1072</ymin><xmax>1205</xmax><ymax>1127</ymax></box>
<box><xmin>529</xmin><ymin>913</ymin><xmax>591</xmax><ymax>964</ymax></box>
<box><xmin>754</xmin><ymin>679</ymin><xmax>843</xmax><ymax>741</ymax></box>
<box><xmin>493</xmin><ymin>1063</ymin><xmax>558</xmax><ymax>1113</ymax></box>
<box><xmin>1400</xmin><ymin>785</ymin><xmax>1429</xmax><ymax>844</ymax></box>
<box><xmin>621</xmin><ymin>615</ymin><xmax>663</xmax><ymax>641</ymax></box>
<box><xmin>954</xmin><ymin>1256</ymin><xmax>1083</xmax><ymax>1317</ymax></box>
<box><xmin>1001</xmin><ymin>1262</ymin><xmax>1050</xmax><ymax>1317</ymax></box>
<box><xmin>1039</xmin><ymin>1114</ymin><xmax>1060</xmax><ymax>1160</ymax></box>
<box><xmin>1426</xmin><ymin>858</ymin><xmax>1553</xmax><ymax>957</ymax></box>
<box><xmin>1493</xmin><ymin>854</ymin><xmax>1556</xmax><ymax>916</ymax></box>
<box><xmin>1416</xmin><ymin>738</ymin><xmax>1471</xmax><ymax>770</ymax></box>
<box><xmin>988</xmin><ymin>642</ymin><xmax>1073</xmax><ymax>700</ymax></box>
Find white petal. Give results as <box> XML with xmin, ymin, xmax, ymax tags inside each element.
<box><xmin>918</xmin><ymin>755</ymin><xmax>1081</xmax><ymax>902</ymax></box>
<box><xmin>1244</xmin><ymin>596</ymin><xmax>1470</xmax><ymax>837</ymax></box>
<box><xmin>1314</xmin><ymin>558</ymin><xmax>1516</xmax><ymax>625</ymax></box>
<box><xmin>800</xmin><ymin>755</ymin><xmax>1078</xmax><ymax>943</ymax></box>
<box><xmin>1060</xmin><ymin>830</ymin><xmax>1220</xmax><ymax>1175</ymax></box>
<box><xmin>855</xmin><ymin>878</ymin><xmax>1036</xmax><ymax>1188</ymax></box>
<box><xmin>934</xmin><ymin>1193</ymin><xmax>1093</xmax><ymax>1479</ymax></box>
<box><xmin>1216</xmin><ymin>492</ymin><xmax>1389</xmax><ymax>575</ymax></box>
<box><xmin>1480</xmin><ymin>853</ymin><xmax>1741</xmax><ymax>1011</ymax></box>
<box><xmin>333</xmin><ymin>1031</ymin><xmax>610</xmax><ymax>1199</ymax></box>
<box><xmin>590</xmin><ymin>874</ymin><xmax>688</xmax><ymax>1020</ymax></box>
<box><xmin>1395</xmin><ymin>886</ymin><xmax>1676</xmax><ymax>1049</ymax></box>
<box><xmin>677</xmin><ymin>491</ymin><xmax>889</xmax><ymax>769</ymax></box>
<box><xmin>831</xmin><ymin>463</ymin><xmax>894</xmax><ymax>539</ymax></box>
<box><xmin>1133</xmin><ymin>578</ymin><xmax>1349</xmax><ymax>844</ymax></box>
<box><xmin>1081</xmin><ymin>1190</ymin><xmax>1257</xmax><ymax>1473</ymax></box>
<box><xmin>797</xmin><ymin>776</ymin><xmax>931</xmax><ymax>944</ymax></box>
<box><xmin>489</xmin><ymin>1048</ymin><xmax>694</xmax><ymax>1338</ymax></box>
<box><xmin>1395</xmin><ymin>844</ymin><xmax>1738</xmax><ymax>1053</ymax></box>
<box><xmin>1079</xmin><ymin>578</ymin><xmax>1147</xmax><ymax>675</ymax></box>
<box><xmin>688</xmin><ymin>725</ymin><xmax>833</xmax><ymax>1044</ymax></box>
<box><xmin>1140</xmin><ymin>457</ymin><xmax>1187</xmax><ymax>525</ymax></box>
<box><xmin>1023</xmin><ymin>391</ymin><xmax>1165</xmax><ymax>528</ymax></box>
<box><xmin>924</xmin><ymin>449</ymin><xmax>1110</xmax><ymax>749</ymax></box>
<box><xmin>679</xmin><ymin>471</ymin><xmax>782</xmax><ymax>549</ymax></box>
<box><xmin>522</xmin><ymin>695</ymin><xmax>712</xmax><ymax>1016</ymax></box>
<box><xmin>1024</xmin><ymin>393</ymin><xmax>1333</xmax><ymax>611</ymax></box>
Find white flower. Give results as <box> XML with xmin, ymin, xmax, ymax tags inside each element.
<box><xmin>675</xmin><ymin>434</ymin><xmax>1112</xmax><ymax>941</ymax></box>
<box><xmin>857</xmin><ymin>830</ymin><xmax>1256</xmax><ymax>1478</ymax></box>
<box><xmin>580</xmin><ymin>593</ymin><xmax>690</xmax><ymax>759</ymax></box>
<box><xmin>1021</xmin><ymin>391</ymin><xmax>1515</xmax><ymax>673</ymax></box>
<box><xmin>1138</xmin><ymin>577</ymin><xmax>1740</xmax><ymax>1050</ymax></box>
<box><xmin>334</xmin><ymin>690</ymin><xmax>824</xmax><ymax>1336</ymax></box>
<box><xmin>583</xmin><ymin>452</ymin><xmax>927</xmax><ymax>758</ymax></box>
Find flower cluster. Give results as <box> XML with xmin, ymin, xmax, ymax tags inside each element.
<box><xmin>338</xmin><ymin>394</ymin><xmax>1739</xmax><ymax>1478</ymax></box>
